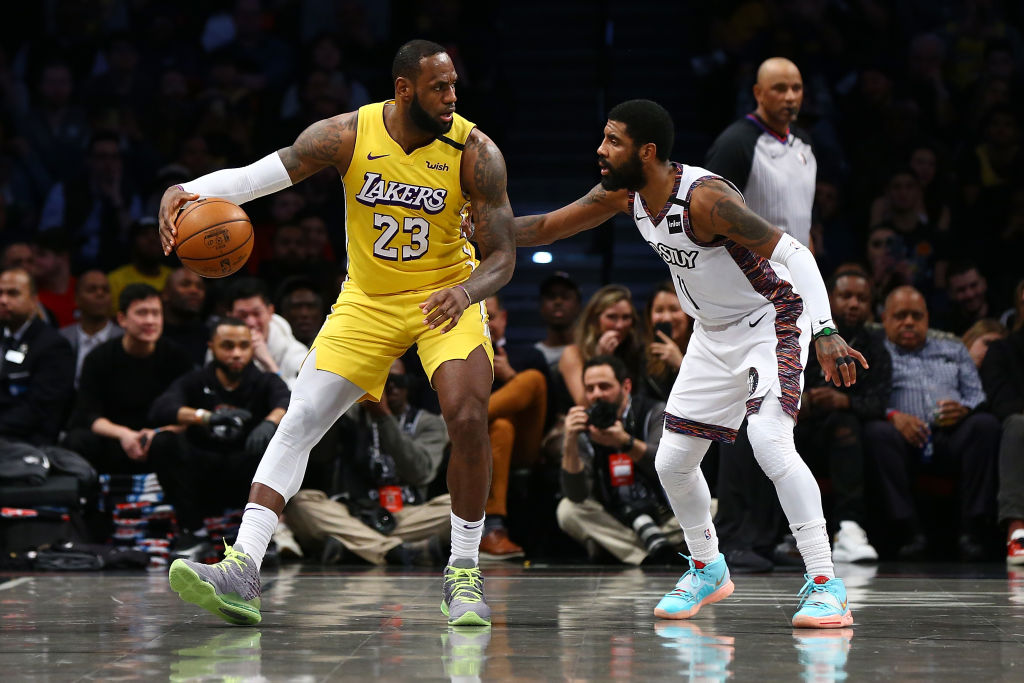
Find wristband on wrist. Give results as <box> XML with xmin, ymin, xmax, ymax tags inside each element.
<box><xmin>812</xmin><ymin>326</ymin><xmax>838</xmax><ymax>340</ymax></box>
<box><xmin>885</xmin><ymin>409</ymin><xmax>898</xmax><ymax>422</ymax></box>
<box><xmin>195</xmin><ymin>409</ymin><xmax>211</xmax><ymax>426</ymax></box>
<box><xmin>455</xmin><ymin>284</ymin><xmax>472</xmax><ymax>305</ymax></box>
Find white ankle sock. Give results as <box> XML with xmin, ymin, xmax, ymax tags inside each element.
<box><xmin>449</xmin><ymin>512</ymin><xmax>484</xmax><ymax>565</ymax></box>
<box><xmin>682</xmin><ymin>519</ymin><xmax>719</xmax><ymax>564</ymax></box>
<box><xmin>235</xmin><ymin>503</ymin><xmax>278</xmax><ymax>570</ymax></box>
<box><xmin>791</xmin><ymin>518</ymin><xmax>834</xmax><ymax>579</ymax></box>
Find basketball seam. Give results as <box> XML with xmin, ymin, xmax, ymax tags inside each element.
<box><xmin>175</xmin><ymin>197</ymin><xmax>232</xmax><ymax>226</ymax></box>
<box><xmin>178</xmin><ymin>230</ymin><xmax>254</xmax><ymax>261</ymax></box>
<box><xmin>176</xmin><ymin>219</ymin><xmax>252</xmax><ymax>251</ymax></box>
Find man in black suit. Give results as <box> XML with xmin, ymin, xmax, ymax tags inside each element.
<box><xmin>0</xmin><ymin>268</ymin><xmax>76</xmax><ymax>466</ymax></box>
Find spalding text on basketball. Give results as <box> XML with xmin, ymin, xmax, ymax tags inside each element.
<box><xmin>354</xmin><ymin>172</ymin><xmax>447</xmax><ymax>214</ymax></box>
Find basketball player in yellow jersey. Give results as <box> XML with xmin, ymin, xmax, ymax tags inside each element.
<box><xmin>156</xmin><ymin>40</ymin><xmax>515</xmax><ymax>627</ymax></box>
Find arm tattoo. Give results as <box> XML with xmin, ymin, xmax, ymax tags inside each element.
<box><xmin>577</xmin><ymin>186</ymin><xmax>610</xmax><ymax>207</ymax></box>
<box><xmin>281</xmin><ymin>114</ymin><xmax>353</xmax><ymax>175</ymax></box>
<box><xmin>705</xmin><ymin>182</ymin><xmax>776</xmax><ymax>248</ymax></box>
<box><xmin>461</xmin><ymin>132</ymin><xmax>516</xmax><ymax>301</ymax></box>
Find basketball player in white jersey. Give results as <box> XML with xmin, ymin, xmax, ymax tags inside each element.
<box><xmin>515</xmin><ymin>100</ymin><xmax>866</xmax><ymax>629</ymax></box>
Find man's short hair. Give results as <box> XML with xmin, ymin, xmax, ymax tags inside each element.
<box><xmin>223</xmin><ymin>277</ymin><xmax>271</xmax><ymax>309</ymax></box>
<box><xmin>212</xmin><ymin>316</ymin><xmax>249</xmax><ymax>340</ymax></box>
<box><xmin>119</xmin><ymin>283</ymin><xmax>160</xmax><ymax>313</ymax></box>
<box><xmin>539</xmin><ymin>271</ymin><xmax>581</xmax><ymax>299</ymax></box>
<box><xmin>607</xmin><ymin>99</ymin><xmax>675</xmax><ymax>161</ymax></box>
<box><xmin>827</xmin><ymin>267</ymin><xmax>870</xmax><ymax>294</ymax></box>
<box><xmin>583</xmin><ymin>354</ymin><xmax>631</xmax><ymax>384</ymax></box>
<box><xmin>0</xmin><ymin>267</ymin><xmax>37</xmax><ymax>295</ymax></box>
<box><xmin>946</xmin><ymin>260</ymin><xmax>981</xmax><ymax>281</ymax></box>
<box><xmin>31</xmin><ymin>230</ymin><xmax>71</xmax><ymax>255</ymax></box>
<box><xmin>392</xmin><ymin>39</ymin><xmax>447</xmax><ymax>82</ymax></box>
<box><xmin>275</xmin><ymin>275</ymin><xmax>319</xmax><ymax>309</ymax></box>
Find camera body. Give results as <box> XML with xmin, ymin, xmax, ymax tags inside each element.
<box><xmin>586</xmin><ymin>399</ymin><xmax>620</xmax><ymax>429</ymax></box>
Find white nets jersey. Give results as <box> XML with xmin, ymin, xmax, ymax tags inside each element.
<box><xmin>628</xmin><ymin>163</ymin><xmax>803</xmax><ymax>328</ymax></box>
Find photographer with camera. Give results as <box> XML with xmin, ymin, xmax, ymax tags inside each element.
<box><xmin>285</xmin><ymin>358</ymin><xmax>453</xmax><ymax>567</ymax></box>
<box><xmin>147</xmin><ymin>318</ymin><xmax>289</xmax><ymax>559</ymax></box>
<box><xmin>557</xmin><ymin>354</ymin><xmax>681</xmax><ymax>565</ymax></box>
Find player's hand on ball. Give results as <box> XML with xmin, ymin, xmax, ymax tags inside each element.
<box><xmin>420</xmin><ymin>287</ymin><xmax>470</xmax><ymax>334</ymax></box>
<box><xmin>815</xmin><ymin>334</ymin><xmax>868</xmax><ymax>387</ymax></box>
<box><xmin>158</xmin><ymin>185</ymin><xmax>200</xmax><ymax>255</ymax></box>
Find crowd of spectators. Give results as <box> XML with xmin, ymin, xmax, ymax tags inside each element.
<box><xmin>1</xmin><ymin>1</ymin><xmax>1024</xmax><ymax>567</ymax></box>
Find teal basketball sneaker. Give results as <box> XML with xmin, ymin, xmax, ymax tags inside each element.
<box><xmin>654</xmin><ymin>553</ymin><xmax>735</xmax><ymax>620</ymax></box>
<box><xmin>792</xmin><ymin>575</ymin><xmax>854</xmax><ymax>628</ymax></box>
<box><xmin>168</xmin><ymin>542</ymin><xmax>262</xmax><ymax>626</ymax></box>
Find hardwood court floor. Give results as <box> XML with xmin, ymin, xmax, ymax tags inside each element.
<box><xmin>1</xmin><ymin>561</ymin><xmax>1023</xmax><ymax>681</ymax></box>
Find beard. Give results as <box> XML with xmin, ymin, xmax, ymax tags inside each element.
<box><xmin>599</xmin><ymin>152</ymin><xmax>645</xmax><ymax>191</ymax></box>
<box><xmin>409</xmin><ymin>93</ymin><xmax>452</xmax><ymax>136</ymax></box>
<box><xmin>214</xmin><ymin>359</ymin><xmax>246</xmax><ymax>383</ymax></box>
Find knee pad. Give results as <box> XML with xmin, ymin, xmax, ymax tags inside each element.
<box><xmin>654</xmin><ymin>431</ymin><xmax>710</xmax><ymax>482</ymax></box>
<box><xmin>747</xmin><ymin>394</ymin><xmax>801</xmax><ymax>482</ymax></box>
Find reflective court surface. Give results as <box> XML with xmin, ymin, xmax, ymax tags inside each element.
<box><xmin>2</xmin><ymin>563</ymin><xmax>1024</xmax><ymax>681</ymax></box>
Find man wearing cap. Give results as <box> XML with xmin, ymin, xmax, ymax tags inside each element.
<box><xmin>535</xmin><ymin>272</ymin><xmax>582</xmax><ymax>370</ymax></box>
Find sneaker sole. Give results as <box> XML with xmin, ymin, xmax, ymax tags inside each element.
<box><xmin>479</xmin><ymin>551</ymin><xmax>525</xmax><ymax>561</ymax></box>
<box><xmin>440</xmin><ymin>600</ymin><xmax>491</xmax><ymax>626</ymax></box>
<box><xmin>1008</xmin><ymin>554</ymin><xmax>1024</xmax><ymax>566</ymax></box>
<box><xmin>792</xmin><ymin>609</ymin><xmax>854</xmax><ymax>629</ymax></box>
<box><xmin>168</xmin><ymin>560</ymin><xmax>262</xmax><ymax>626</ymax></box>
<box><xmin>654</xmin><ymin>579</ymin><xmax>735</xmax><ymax>620</ymax></box>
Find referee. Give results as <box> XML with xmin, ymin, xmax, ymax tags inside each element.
<box><xmin>704</xmin><ymin>57</ymin><xmax>849</xmax><ymax>573</ymax></box>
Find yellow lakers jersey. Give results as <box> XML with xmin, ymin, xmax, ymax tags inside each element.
<box><xmin>342</xmin><ymin>100</ymin><xmax>478</xmax><ymax>295</ymax></box>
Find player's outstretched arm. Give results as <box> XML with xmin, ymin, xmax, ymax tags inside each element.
<box><xmin>158</xmin><ymin>113</ymin><xmax>358</xmax><ymax>254</ymax></box>
<box><xmin>514</xmin><ymin>185</ymin><xmax>625</xmax><ymax>247</ymax></box>
<box><xmin>689</xmin><ymin>178</ymin><xmax>867</xmax><ymax>387</ymax></box>
<box><xmin>420</xmin><ymin>130</ymin><xmax>516</xmax><ymax>333</ymax></box>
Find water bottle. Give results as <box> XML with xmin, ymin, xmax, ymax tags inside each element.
<box><xmin>921</xmin><ymin>433</ymin><xmax>934</xmax><ymax>464</ymax></box>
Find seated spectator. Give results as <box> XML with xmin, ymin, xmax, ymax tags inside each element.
<box><xmin>32</xmin><ymin>231</ymin><xmax>76</xmax><ymax>327</ymax></box>
<box><xmin>286</xmin><ymin>358</ymin><xmax>451</xmax><ymax>566</ymax></box>
<box><xmin>38</xmin><ymin>131</ymin><xmax>143</xmax><ymax>271</ymax></box>
<box><xmin>557</xmin><ymin>355</ymin><xmax>679</xmax><ymax>565</ymax></box>
<box><xmin>641</xmin><ymin>280</ymin><xmax>691</xmax><ymax>401</ymax></box>
<box><xmin>223</xmin><ymin>278</ymin><xmax>309</xmax><ymax>388</ymax></box>
<box><xmin>559</xmin><ymin>284</ymin><xmax>645</xmax><ymax>406</ymax></box>
<box><xmin>161</xmin><ymin>267</ymin><xmax>209</xmax><ymax>366</ymax></box>
<box><xmin>866</xmin><ymin>286</ymin><xmax>999</xmax><ymax>560</ymax></box>
<box><xmin>147</xmin><ymin>318</ymin><xmax>288</xmax><ymax>559</ymax></box>
<box><xmin>276</xmin><ymin>276</ymin><xmax>325</xmax><ymax>348</ymax></box>
<box><xmin>940</xmin><ymin>261</ymin><xmax>997</xmax><ymax>336</ymax></box>
<box><xmin>107</xmin><ymin>217</ymin><xmax>173</xmax><ymax>312</ymax></box>
<box><xmin>870</xmin><ymin>144</ymin><xmax>952</xmax><ymax>232</ymax></box>
<box><xmin>0</xmin><ymin>267</ymin><xmax>76</xmax><ymax>460</ymax></box>
<box><xmin>979</xmin><ymin>319</ymin><xmax>1024</xmax><ymax>564</ymax></box>
<box><xmin>864</xmin><ymin>224</ymin><xmax>911</xmax><ymax>318</ymax></box>
<box><xmin>534</xmin><ymin>271</ymin><xmax>582</xmax><ymax>370</ymax></box>
<box><xmin>59</xmin><ymin>270</ymin><xmax>121</xmax><ymax>386</ymax></box>
<box><xmin>1000</xmin><ymin>279</ymin><xmax>1024</xmax><ymax>331</ymax></box>
<box><xmin>1</xmin><ymin>242</ymin><xmax>53</xmax><ymax>324</ymax></box>
<box><xmin>481</xmin><ymin>294</ymin><xmax>549</xmax><ymax>559</ymax></box>
<box><xmin>798</xmin><ymin>269</ymin><xmax>891</xmax><ymax>562</ymax></box>
<box><xmin>963</xmin><ymin>318</ymin><xmax>1008</xmax><ymax>369</ymax></box>
<box><xmin>64</xmin><ymin>284</ymin><xmax>194</xmax><ymax>474</ymax></box>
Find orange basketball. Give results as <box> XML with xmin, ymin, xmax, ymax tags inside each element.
<box><xmin>174</xmin><ymin>198</ymin><xmax>254</xmax><ymax>278</ymax></box>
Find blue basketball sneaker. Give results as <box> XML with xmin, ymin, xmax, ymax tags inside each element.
<box><xmin>654</xmin><ymin>553</ymin><xmax>735</xmax><ymax>620</ymax></box>
<box><xmin>792</xmin><ymin>575</ymin><xmax>854</xmax><ymax>628</ymax></box>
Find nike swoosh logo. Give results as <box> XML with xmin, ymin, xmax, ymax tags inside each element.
<box><xmin>749</xmin><ymin>313</ymin><xmax>767</xmax><ymax>327</ymax></box>
<box><xmin>367</xmin><ymin>152</ymin><xmax>389</xmax><ymax>160</ymax></box>
<box><xmin>817</xmin><ymin>319</ymin><xmax>831</xmax><ymax>326</ymax></box>
<box><xmin>463</xmin><ymin>523</ymin><xmax>483</xmax><ymax>529</ymax></box>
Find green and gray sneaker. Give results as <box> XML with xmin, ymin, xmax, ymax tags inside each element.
<box><xmin>440</xmin><ymin>558</ymin><xmax>491</xmax><ymax>626</ymax></box>
<box><xmin>169</xmin><ymin>542</ymin><xmax>262</xmax><ymax>625</ymax></box>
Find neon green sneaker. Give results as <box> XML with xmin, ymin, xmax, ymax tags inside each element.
<box><xmin>440</xmin><ymin>558</ymin><xmax>491</xmax><ymax>626</ymax></box>
<box><xmin>169</xmin><ymin>542</ymin><xmax>262</xmax><ymax>626</ymax></box>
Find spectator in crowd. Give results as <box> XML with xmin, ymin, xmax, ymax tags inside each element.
<box><xmin>38</xmin><ymin>131</ymin><xmax>143</xmax><ymax>271</ymax></box>
<box><xmin>481</xmin><ymin>293</ymin><xmax>549</xmax><ymax>559</ymax></box>
<box><xmin>222</xmin><ymin>277</ymin><xmax>308</xmax><ymax>388</ymax></box>
<box><xmin>867</xmin><ymin>286</ymin><xmax>999</xmax><ymax>560</ymax></box>
<box><xmin>59</xmin><ymin>270</ymin><xmax>121</xmax><ymax>386</ymax></box>
<box><xmin>64</xmin><ymin>284</ymin><xmax>193</xmax><ymax>474</ymax></box>
<box><xmin>1</xmin><ymin>242</ymin><xmax>34</xmax><ymax>272</ymax></box>
<box><xmin>557</xmin><ymin>355</ymin><xmax>677</xmax><ymax>565</ymax></box>
<box><xmin>17</xmin><ymin>58</ymin><xmax>89</xmax><ymax>187</ymax></box>
<box><xmin>559</xmin><ymin>284</ymin><xmax>644</xmax><ymax>407</ymax></box>
<box><xmin>298</xmin><ymin>212</ymin><xmax>336</xmax><ymax>265</ymax></box>
<box><xmin>257</xmin><ymin>223</ymin><xmax>308</xmax><ymax>293</ymax></box>
<box><xmin>275</xmin><ymin>276</ymin><xmax>324</xmax><ymax>348</ymax></box>
<box><xmin>0</xmin><ymin>268</ymin><xmax>75</xmax><ymax>452</ymax></box>
<box><xmin>941</xmin><ymin>261</ymin><xmax>997</xmax><ymax>337</ymax></box>
<box><xmin>979</xmin><ymin>310</ymin><xmax>1024</xmax><ymax>564</ymax></box>
<box><xmin>797</xmin><ymin>269</ymin><xmax>891</xmax><ymax>563</ymax></box>
<box><xmin>641</xmin><ymin>280</ymin><xmax>690</xmax><ymax>402</ymax></box>
<box><xmin>287</xmin><ymin>358</ymin><xmax>451</xmax><ymax>567</ymax></box>
<box><xmin>31</xmin><ymin>231</ymin><xmax>76</xmax><ymax>327</ymax></box>
<box><xmin>1001</xmin><ymin>279</ymin><xmax>1024</xmax><ymax>332</ymax></box>
<box><xmin>534</xmin><ymin>271</ymin><xmax>581</xmax><ymax>371</ymax></box>
<box><xmin>963</xmin><ymin>319</ymin><xmax>1008</xmax><ymax>369</ymax></box>
<box><xmin>107</xmin><ymin>217</ymin><xmax>174</xmax><ymax>311</ymax></box>
<box><xmin>865</xmin><ymin>224</ymin><xmax>911</xmax><ymax>317</ymax></box>
<box><xmin>148</xmin><ymin>318</ymin><xmax>288</xmax><ymax>559</ymax></box>
<box><xmin>161</xmin><ymin>267</ymin><xmax>209</xmax><ymax>366</ymax></box>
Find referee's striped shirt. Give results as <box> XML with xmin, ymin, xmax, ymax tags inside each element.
<box><xmin>704</xmin><ymin>113</ymin><xmax>817</xmax><ymax>248</ymax></box>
